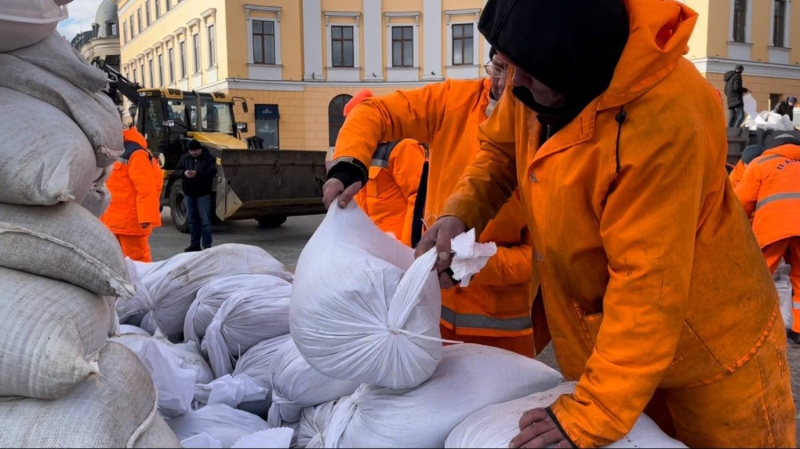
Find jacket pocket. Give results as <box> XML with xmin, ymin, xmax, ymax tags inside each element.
<box><xmin>366</xmin><ymin>166</ymin><xmax>382</xmax><ymax>198</ymax></box>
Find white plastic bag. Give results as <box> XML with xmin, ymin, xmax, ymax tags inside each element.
<box><xmin>291</xmin><ymin>202</ymin><xmax>443</xmax><ymax>389</ymax></box>
<box><xmin>776</xmin><ymin>262</ymin><xmax>793</xmax><ymax>329</ymax></box>
<box><xmin>268</xmin><ymin>339</ymin><xmax>361</xmax><ymax>426</ymax></box>
<box><xmin>167</xmin><ymin>404</ymin><xmax>271</xmax><ymax>448</ymax></box>
<box><xmin>445</xmin><ymin>382</ymin><xmax>687</xmax><ymax>448</ymax></box>
<box><xmin>194</xmin><ymin>375</ymin><xmax>269</xmax><ymax>409</ymax></box>
<box><xmin>231</xmin><ymin>428</ymin><xmax>294</xmax><ymax>449</ymax></box>
<box><xmin>315</xmin><ymin>344</ymin><xmax>564</xmax><ymax>448</ymax></box>
<box><xmin>185</xmin><ymin>274</ymin><xmax>291</xmax><ymax>346</ymax></box>
<box><xmin>449</xmin><ymin>229</ymin><xmax>497</xmax><ymax>287</ymax></box>
<box><xmin>130</xmin><ymin>244</ymin><xmax>292</xmax><ymax>338</ymax></box>
<box><xmin>0</xmin><ymin>2</ymin><xmax>69</xmax><ymax>52</ymax></box>
<box><xmin>139</xmin><ymin>339</ymin><xmax>196</xmax><ymax>418</ymax></box>
<box><xmin>203</xmin><ymin>285</ymin><xmax>292</xmax><ymax>378</ymax></box>
<box><xmin>181</xmin><ymin>433</ymin><xmax>223</xmax><ymax>449</ymax></box>
<box><xmin>110</xmin><ymin>331</ymin><xmax>214</xmax><ymax>385</ymax></box>
<box><xmin>233</xmin><ymin>335</ymin><xmax>293</xmax><ymax>391</ymax></box>
<box><xmin>297</xmin><ymin>400</ymin><xmax>339</xmax><ymax>449</ymax></box>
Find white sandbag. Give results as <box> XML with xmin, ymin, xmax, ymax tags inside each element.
<box><xmin>0</xmin><ymin>201</ymin><xmax>134</xmax><ymax>297</ymax></box>
<box><xmin>134</xmin><ymin>414</ymin><xmax>182</xmax><ymax>448</ymax></box>
<box><xmin>297</xmin><ymin>400</ymin><xmax>339</xmax><ymax>449</ymax></box>
<box><xmin>134</xmin><ymin>244</ymin><xmax>292</xmax><ymax>338</ymax></box>
<box><xmin>194</xmin><ymin>375</ymin><xmax>269</xmax><ymax>409</ymax></box>
<box><xmin>291</xmin><ymin>202</ymin><xmax>443</xmax><ymax>389</ymax></box>
<box><xmin>234</xmin><ymin>334</ymin><xmax>293</xmax><ymax>390</ymax></box>
<box><xmin>776</xmin><ymin>262</ymin><xmax>793</xmax><ymax>330</ymax></box>
<box><xmin>316</xmin><ymin>344</ymin><xmax>564</xmax><ymax>448</ymax></box>
<box><xmin>203</xmin><ymin>285</ymin><xmax>292</xmax><ymax>378</ymax></box>
<box><xmin>268</xmin><ymin>339</ymin><xmax>361</xmax><ymax>427</ymax></box>
<box><xmin>182</xmin><ymin>433</ymin><xmax>223</xmax><ymax>449</ymax></box>
<box><xmin>0</xmin><ymin>267</ymin><xmax>111</xmax><ymax>399</ymax></box>
<box><xmin>0</xmin><ymin>88</ymin><xmax>98</xmax><ymax>206</ymax></box>
<box><xmin>121</xmin><ymin>324</ymin><xmax>153</xmax><ymax>337</ymax></box>
<box><xmin>139</xmin><ymin>339</ymin><xmax>196</xmax><ymax>418</ymax></box>
<box><xmin>0</xmin><ymin>1</ymin><xmax>69</xmax><ymax>53</ymax></box>
<box><xmin>118</xmin><ymin>258</ymin><xmax>157</xmax><ymax>326</ymax></box>
<box><xmin>186</xmin><ymin>274</ymin><xmax>292</xmax><ymax>346</ymax></box>
<box><xmin>0</xmin><ymin>36</ymin><xmax>123</xmax><ymax>167</ymax></box>
<box><xmin>445</xmin><ymin>382</ymin><xmax>687</xmax><ymax>448</ymax></box>
<box><xmin>110</xmin><ymin>331</ymin><xmax>214</xmax><ymax>385</ymax></box>
<box><xmin>81</xmin><ymin>166</ymin><xmax>113</xmax><ymax>217</ymax></box>
<box><xmin>0</xmin><ymin>342</ymin><xmax>158</xmax><ymax>448</ymax></box>
<box><xmin>232</xmin><ymin>428</ymin><xmax>294</xmax><ymax>449</ymax></box>
<box><xmin>167</xmin><ymin>404</ymin><xmax>271</xmax><ymax>448</ymax></box>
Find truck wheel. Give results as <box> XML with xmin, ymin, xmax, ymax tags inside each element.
<box><xmin>169</xmin><ymin>181</ymin><xmax>190</xmax><ymax>233</ymax></box>
<box><xmin>257</xmin><ymin>215</ymin><xmax>287</xmax><ymax>228</ymax></box>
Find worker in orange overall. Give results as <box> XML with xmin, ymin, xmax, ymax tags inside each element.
<box><xmin>101</xmin><ymin>127</ymin><xmax>163</xmax><ymax>262</ymax></box>
<box><xmin>328</xmin><ymin>48</ymin><xmax>536</xmax><ymax>357</ymax></box>
<box><xmin>736</xmin><ymin>134</ymin><xmax>800</xmax><ymax>344</ymax></box>
<box><xmin>341</xmin><ymin>90</ymin><xmax>427</xmax><ymax>247</ymax></box>
<box><xmin>729</xmin><ymin>145</ymin><xmax>764</xmax><ymax>188</ymax></box>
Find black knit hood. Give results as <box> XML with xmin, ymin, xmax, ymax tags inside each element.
<box><xmin>479</xmin><ymin>0</ymin><xmax>629</xmax><ymax>132</ymax></box>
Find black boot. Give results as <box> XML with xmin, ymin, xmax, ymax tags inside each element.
<box><xmin>787</xmin><ymin>329</ymin><xmax>800</xmax><ymax>345</ymax></box>
<box><xmin>184</xmin><ymin>245</ymin><xmax>201</xmax><ymax>252</ymax></box>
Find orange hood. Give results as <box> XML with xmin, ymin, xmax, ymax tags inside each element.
<box><xmin>123</xmin><ymin>127</ymin><xmax>148</xmax><ymax>149</ymax></box>
<box><xmin>599</xmin><ymin>0</ymin><xmax>698</xmax><ymax>110</ymax></box>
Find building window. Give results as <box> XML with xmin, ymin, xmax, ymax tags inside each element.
<box><xmin>774</xmin><ymin>0</ymin><xmax>787</xmax><ymax>47</ymax></box>
<box><xmin>770</xmin><ymin>93</ymin><xmax>782</xmax><ymax>111</ymax></box>
<box><xmin>145</xmin><ymin>1</ymin><xmax>151</xmax><ymax>26</ymax></box>
<box><xmin>148</xmin><ymin>58</ymin><xmax>154</xmax><ymax>88</ymax></box>
<box><xmin>192</xmin><ymin>33</ymin><xmax>200</xmax><ymax>73</ymax></box>
<box><xmin>129</xmin><ymin>16</ymin><xmax>135</xmax><ymax>37</ymax></box>
<box><xmin>137</xmin><ymin>8</ymin><xmax>142</xmax><ymax>34</ymax></box>
<box><xmin>331</xmin><ymin>26</ymin><xmax>354</xmax><ymax>68</ymax></box>
<box><xmin>733</xmin><ymin>0</ymin><xmax>747</xmax><ymax>43</ymax></box>
<box><xmin>132</xmin><ymin>67</ymin><xmax>137</xmax><ymax>84</ymax></box>
<box><xmin>158</xmin><ymin>54</ymin><xmax>164</xmax><ymax>86</ymax></box>
<box><xmin>452</xmin><ymin>24</ymin><xmax>474</xmax><ymax>66</ymax></box>
<box><xmin>328</xmin><ymin>94</ymin><xmax>352</xmax><ymax>147</ymax></box>
<box><xmin>155</xmin><ymin>0</ymin><xmax>161</xmax><ymax>19</ymax></box>
<box><xmin>168</xmin><ymin>47</ymin><xmax>175</xmax><ymax>83</ymax></box>
<box><xmin>255</xmin><ymin>104</ymin><xmax>280</xmax><ymax>149</ymax></box>
<box><xmin>391</xmin><ymin>26</ymin><xmax>414</xmax><ymax>67</ymax></box>
<box><xmin>253</xmin><ymin>20</ymin><xmax>276</xmax><ymax>65</ymax></box>
<box><xmin>107</xmin><ymin>22</ymin><xmax>117</xmax><ymax>37</ymax></box>
<box><xmin>140</xmin><ymin>62</ymin><xmax>145</xmax><ymax>86</ymax></box>
<box><xmin>207</xmin><ymin>25</ymin><xmax>216</xmax><ymax>67</ymax></box>
<box><xmin>179</xmin><ymin>41</ymin><xmax>187</xmax><ymax>79</ymax></box>
<box><xmin>166</xmin><ymin>0</ymin><xmax>171</xmax><ymax>12</ymax></box>
<box><xmin>123</xmin><ymin>22</ymin><xmax>128</xmax><ymax>43</ymax></box>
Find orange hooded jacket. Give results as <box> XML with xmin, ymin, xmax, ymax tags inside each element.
<box><xmin>333</xmin><ymin>78</ymin><xmax>534</xmax><ymax>341</ymax></box>
<box><xmin>101</xmin><ymin>128</ymin><xmax>163</xmax><ymax>236</ymax></box>
<box><xmin>440</xmin><ymin>0</ymin><xmax>786</xmax><ymax>446</ymax></box>
<box><xmin>735</xmin><ymin>144</ymin><xmax>800</xmax><ymax>248</ymax></box>
<box><xmin>729</xmin><ymin>159</ymin><xmax>745</xmax><ymax>188</ymax></box>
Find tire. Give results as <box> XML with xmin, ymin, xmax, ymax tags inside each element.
<box><xmin>257</xmin><ymin>215</ymin><xmax>288</xmax><ymax>228</ymax></box>
<box><xmin>169</xmin><ymin>180</ymin><xmax>190</xmax><ymax>233</ymax></box>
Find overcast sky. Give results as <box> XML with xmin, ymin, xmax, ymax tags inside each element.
<box><xmin>58</xmin><ymin>0</ymin><xmax>107</xmax><ymax>40</ymax></box>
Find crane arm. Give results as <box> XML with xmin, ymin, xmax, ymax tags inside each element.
<box><xmin>91</xmin><ymin>57</ymin><xmax>142</xmax><ymax>106</ymax></box>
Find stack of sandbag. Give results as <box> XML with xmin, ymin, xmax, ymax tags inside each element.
<box><xmin>445</xmin><ymin>382</ymin><xmax>687</xmax><ymax>448</ymax></box>
<box><xmin>775</xmin><ymin>262</ymin><xmax>793</xmax><ymax>330</ymax></box>
<box><xmin>118</xmin><ymin>244</ymin><xmax>293</xmax><ymax>340</ymax></box>
<box><xmin>0</xmin><ymin>21</ymin><xmax>181</xmax><ymax>447</ymax></box>
<box><xmin>291</xmin><ymin>202</ymin><xmax>444</xmax><ymax>390</ymax></box>
<box><xmin>296</xmin><ymin>344</ymin><xmax>564</xmax><ymax>448</ymax></box>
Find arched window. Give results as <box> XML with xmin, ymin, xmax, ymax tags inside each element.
<box><xmin>328</xmin><ymin>94</ymin><xmax>352</xmax><ymax>148</ymax></box>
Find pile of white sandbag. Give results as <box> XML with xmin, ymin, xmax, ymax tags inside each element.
<box><xmin>0</xmin><ymin>12</ymin><xmax>180</xmax><ymax>447</ymax></box>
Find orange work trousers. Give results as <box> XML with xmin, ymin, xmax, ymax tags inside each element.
<box><xmin>763</xmin><ymin>237</ymin><xmax>800</xmax><ymax>333</ymax></box>
<box><xmin>116</xmin><ymin>234</ymin><xmax>152</xmax><ymax>263</ymax></box>
<box><xmin>643</xmin><ymin>321</ymin><xmax>795</xmax><ymax>448</ymax></box>
<box><xmin>440</xmin><ymin>325</ymin><xmax>534</xmax><ymax>358</ymax></box>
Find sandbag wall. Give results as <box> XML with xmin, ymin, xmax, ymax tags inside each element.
<box><xmin>0</xmin><ymin>30</ymin><xmax>179</xmax><ymax>448</ymax></box>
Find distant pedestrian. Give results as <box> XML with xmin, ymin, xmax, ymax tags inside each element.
<box><xmin>773</xmin><ymin>95</ymin><xmax>797</xmax><ymax>122</ymax></box>
<box><xmin>725</xmin><ymin>65</ymin><xmax>746</xmax><ymax>128</ymax></box>
<box><xmin>178</xmin><ymin>139</ymin><xmax>216</xmax><ymax>251</ymax></box>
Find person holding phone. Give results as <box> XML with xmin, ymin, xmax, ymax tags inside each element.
<box><xmin>177</xmin><ymin>139</ymin><xmax>217</xmax><ymax>251</ymax></box>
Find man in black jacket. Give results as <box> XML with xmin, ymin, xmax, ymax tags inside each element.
<box><xmin>724</xmin><ymin>65</ymin><xmax>746</xmax><ymax>128</ymax></box>
<box><xmin>773</xmin><ymin>95</ymin><xmax>797</xmax><ymax>122</ymax></box>
<box><xmin>177</xmin><ymin>139</ymin><xmax>217</xmax><ymax>251</ymax></box>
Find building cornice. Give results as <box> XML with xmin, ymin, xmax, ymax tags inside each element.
<box><xmin>690</xmin><ymin>57</ymin><xmax>800</xmax><ymax>79</ymax></box>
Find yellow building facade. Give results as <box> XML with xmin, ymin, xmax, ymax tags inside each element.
<box><xmin>117</xmin><ymin>0</ymin><xmax>489</xmax><ymax>150</ymax></box>
<box><xmin>685</xmin><ymin>0</ymin><xmax>800</xmax><ymax>112</ymax></box>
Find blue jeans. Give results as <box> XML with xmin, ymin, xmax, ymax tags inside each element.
<box><xmin>185</xmin><ymin>195</ymin><xmax>212</xmax><ymax>249</ymax></box>
<box><xmin>728</xmin><ymin>106</ymin><xmax>745</xmax><ymax>128</ymax></box>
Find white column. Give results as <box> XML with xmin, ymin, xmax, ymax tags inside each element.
<box><xmin>422</xmin><ymin>0</ymin><xmax>442</xmax><ymax>80</ymax></box>
<box><xmin>325</xmin><ymin>21</ymin><xmax>332</xmax><ymax>68</ymax></box>
<box><xmin>354</xmin><ymin>22</ymin><xmax>360</xmax><ymax>68</ymax></box>
<box><xmin>246</xmin><ymin>12</ymin><xmax>254</xmax><ymax>64</ymax></box>
<box><xmin>274</xmin><ymin>13</ymin><xmax>282</xmax><ymax>65</ymax></box>
<box><xmin>413</xmin><ymin>19</ymin><xmax>420</xmax><ymax>69</ymax></box>
<box><xmin>472</xmin><ymin>20</ymin><xmax>479</xmax><ymax>64</ymax></box>
<box><xmin>446</xmin><ymin>21</ymin><xmax>452</xmax><ymax>66</ymax></box>
<box><xmin>483</xmin><ymin>0</ymin><xmax>490</xmax><ymax>64</ymax></box>
<box><xmin>363</xmin><ymin>0</ymin><xmax>382</xmax><ymax>81</ymax></box>
<box><xmin>303</xmin><ymin>0</ymin><xmax>323</xmax><ymax>80</ymax></box>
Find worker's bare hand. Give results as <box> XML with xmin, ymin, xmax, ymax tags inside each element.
<box><xmin>322</xmin><ymin>178</ymin><xmax>362</xmax><ymax>209</ymax></box>
<box><xmin>140</xmin><ymin>223</ymin><xmax>151</xmax><ymax>229</ymax></box>
<box><xmin>414</xmin><ymin>216</ymin><xmax>467</xmax><ymax>271</ymax></box>
<box><xmin>437</xmin><ymin>270</ymin><xmax>457</xmax><ymax>289</ymax></box>
<box><xmin>509</xmin><ymin>408</ymin><xmax>572</xmax><ymax>449</ymax></box>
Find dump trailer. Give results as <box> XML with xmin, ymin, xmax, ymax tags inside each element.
<box><xmin>93</xmin><ymin>58</ymin><xmax>326</xmax><ymax>232</ymax></box>
<box><xmin>726</xmin><ymin>127</ymin><xmax>800</xmax><ymax>171</ymax></box>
